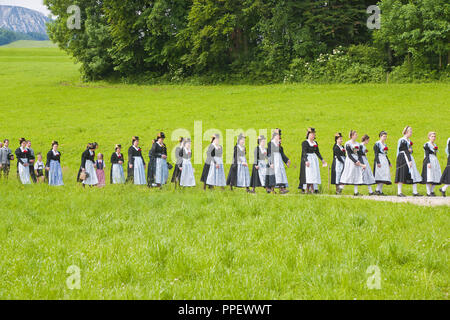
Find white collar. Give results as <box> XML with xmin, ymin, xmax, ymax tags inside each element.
<box><xmin>237</xmin><ymin>144</ymin><xmax>244</xmax><ymax>151</ymax></box>
<box><xmin>52</xmin><ymin>149</ymin><xmax>59</xmax><ymax>155</ymax></box>
<box><xmin>133</xmin><ymin>145</ymin><xmax>139</xmax><ymax>151</ymax></box>
<box><xmin>307</xmin><ymin>139</ymin><xmax>315</xmax><ymax>146</ymax></box>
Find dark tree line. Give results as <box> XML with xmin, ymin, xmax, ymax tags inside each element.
<box><xmin>45</xmin><ymin>0</ymin><xmax>449</xmax><ymax>82</ymax></box>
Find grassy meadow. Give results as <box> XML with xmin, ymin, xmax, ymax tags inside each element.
<box><xmin>0</xmin><ymin>45</ymin><xmax>449</xmax><ymax>299</ymax></box>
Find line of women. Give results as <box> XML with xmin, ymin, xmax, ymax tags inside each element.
<box><xmin>10</xmin><ymin>127</ymin><xmax>450</xmax><ymax>197</ymax></box>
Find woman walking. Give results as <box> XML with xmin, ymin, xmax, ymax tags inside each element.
<box><xmin>265</xmin><ymin>129</ymin><xmax>290</xmax><ymax>194</ymax></box>
<box><xmin>227</xmin><ymin>133</ymin><xmax>252</xmax><ymax>192</ymax></box>
<box><xmin>206</xmin><ymin>134</ymin><xmax>226</xmax><ymax>189</ymax></box>
<box><xmin>127</xmin><ymin>136</ymin><xmax>146</xmax><ymax>185</ymax></box>
<box><xmin>373</xmin><ymin>131</ymin><xmax>392</xmax><ymax>195</ymax></box>
<box><xmin>395</xmin><ymin>126</ymin><xmax>423</xmax><ymax>197</ymax></box>
<box><xmin>250</xmin><ymin>135</ymin><xmax>269</xmax><ymax>193</ymax></box>
<box><xmin>46</xmin><ymin>140</ymin><xmax>64</xmax><ymax>186</ymax></box>
<box><xmin>80</xmin><ymin>143</ymin><xmax>98</xmax><ymax>187</ymax></box>
<box><xmin>148</xmin><ymin>132</ymin><xmax>169</xmax><ymax>188</ymax></box>
<box><xmin>171</xmin><ymin>137</ymin><xmax>184</xmax><ymax>188</ymax></box>
<box><xmin>179</xmin><ymin>138</ymin><xmax>196</xmax><ymax>187</ymax></box>
<box><xmin>15</xmin><ymin>138</ymin><xmax>31</xmax><ymax>185</ymax></box>
<box><xmin>339</xmin><ymin>130</ymin><xmax>365</xmax><ymax>196</ymax></box>
<box><xmin>110</xmin><ymin>144</ymin><xmax>125</xmax><ymax>184</ymax></box>
<box><xmin>299</xmin><ymin>128</ymin><xmax>327</xmax><ymax>194</ymax></box>
<box><xmin>359</xmin><ymin>134</ymin><xmax>376</xmax><ymax>195</ymax></box>
<box><xmin>331</xmin><ymin>133</ymin><xmax>346</xmax><ymax>194</ymax></box>
<box><xmin>421</xmin><ymin>132</ymin><xmax>441</xmax><ymax>196</ymax></box>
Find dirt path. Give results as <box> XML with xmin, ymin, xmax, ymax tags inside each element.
<box><xmin>325</xmin><ymin>194</ymin><xmax>450</xmax><ymax>207</ymax></box>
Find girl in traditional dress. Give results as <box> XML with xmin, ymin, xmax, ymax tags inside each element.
<box><xmin>201</xmin><ymin>136</ymin><xmax>216</xmax><ymax>190</ymax></box>
<box><xmin>110</xmin><ymin>144</ymin><xmax>125</xmax><ymax>184</ymax></box>
<box><xmin>250</xmin><ymin>135</ymin><xmax>269</xmax><ymax>193</ymax></box>
<box><xmin>46</xmin><ymin>141</ymin><xmax>63</xmax><ymax>186</ymax></box>
<box><xmin>299</xmin><ymin>128</ymin><xmax>327</xmax><ymax>194</ymax></box>
<box><xmin>127</xmin><ymin>136</ymin><xmax>146</xmax><ymax>185</ymax></box>
<box><xmin>34</xmin><ymin>153</ymin><xmax>45</xmax><ymax>183</ymax></box>
<box><xmin>421</xmin><ymin>132</ymin><xmax>442</xmax><ymax>196</ymax></box>
<box><xmin>206</xmin><ymin>134</ymin><xmax>226</xmax><ymax>188</ymax></box>
<box><xmin>339</xmin><ymin>130</ymin><xmax>365</xmax><ymax>196</ymax></box>
<box><xmin>359</xmin><ymin>134</ymin><xmax>376</xmax><ymax>195</ymax></box>
<box><xmin>179</xmin><ymin>138</ymin><xmax>196</xmax><ymax>187</ymax></box>
<box><xmin>439</xmin><ymin>138</ymin><xmax>450</xmax><ymax>197</ymax></box>
<box><xmin>95</xmin><ymin>153</ymin><xmax>106</xmax><ymax>187</ymax></box>
<box><xmin>227</xmin><ymin>134</ymin><xmax>252</xmax><ymax>192</ymax></box>
<box><xmin>395</xmin><ymin>126</ymin><xmax>423</xmax><ymax>197</ymax></box>
<box><xmin>331</xmin><ymin>133</ymin><xmax>346</xmax><ymax>194</ymax></box>
<box><xmin>81</xmin><ymin>143</ymin><xmax>98</xmax><ymax>187</ymax></box>
<box><xmin>265</xmin><ymin>129</ymin><xmax>290</xmax><ymax>194</ymax></box>
<box><xmin>373</xmin><ymin>131</ymin><xmax>392</xmax><ymax>195</ymax></box>
<box><xmin>15</xmin><ymin>138</ymin><xmax>31</xmax><ymax>185</ymax></box>
<box><xmin>148</xmin><ymin>132</ymin><xmax>169</xmax><ymax>188</ymax></box>
<box><xmin>171</xmin><ymin>137</ymin><xmax>184</xmax><ymax>188</ymax></box>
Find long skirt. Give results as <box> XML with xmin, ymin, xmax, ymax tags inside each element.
<box><xmin>395</xmin><ymin>152</ymin><xmax>422</xmax><ymax>184</ymax></box>
<box><xmin>236</xmin><ymin>164</ymin><xmax>251</xmax><ymax>187</ymax></box>
<box><xmin>361</xmin><ymin>156</ymin><xmax>376</xmax><ymax>185</ymax></box>
<box><xmin>206</xmin><ymin>162</ymin><xmax>226</xmax><ymax>186</ymax></box>
<box><xmin>112</xmin><ymin>164</ymin><xmax>125</xmax><ymax>184</ymax></box>
<box><xmin>373</xmin><ymin>154</ymin><xmax>391</xmax><ymax>184</ymax></box>
<box><xmin>200</xmin><ymin>163</ymin><xmax>210</xmax><ymax>183</ymax></box>
<box><xmin>180</xmin><ymin>160</ymin><xmax>196</xmax><ymax>187</ymax></box>
<box><xmin>155</xmin><ymin>157</ymin><xmax>169</xmax><ymax>185</ymax></box>
<box><xmin>421</xmin><ymin>154</ymin><xmax>441</xmax><ymax>185</ymax></box>
<box><xmin>266</xmin><ymin>153</ymin><xmax>288</xmax><ymax>188</ymax></box>
<box><xmin>133</xmin><ymin>157</ymin><xmax>146</xmax><ymax>185</ymax></box>
<box><xmin>48</xmin><ymin>160</ymin><xmax>64</xmax><ymax>186</ymax></box>
<box><xmin>340</xmin><ymin>157</ymin><xmax>363</xmax><ymax>185</ymax></box>
<box><xmin>305</xmin><ymin>153</ymin><xmax>321</xmax><ymax>184</ymax></box>
<box><xmin>171</xmin><ymin>164</ymin><xmax>181</xmax><ymax>183</ymax></box>
<box><xmin>18</xmin><ymin>158</ymin><xmax>31</xmax><ymax>185</ymax></box>
<box><xmin>96</xmin><ymin>169</ymin><xmax>106</xmax><ymax>187</ymax></box>
<box><xmin>250</xmin><ymin>161</ymin><xmax>267</xmax><ymax>187</ymax></box>
<box><xmin>83</xmin><ymin>160</ymin><xmax>98</xmax><ymax>185</ymax></box>
<box><xmin>331</xmin><ymin>157</ymin><xmax>345</xmax><ymax>185</ymax></box>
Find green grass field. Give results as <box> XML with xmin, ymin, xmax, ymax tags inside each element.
<box><xmin>0</xmin><ymin>40</ymin><xmax>56</xmax><ymax>48</ymax></box>
<box><xmin>0</xmin><ymin>47</ymin><xmax>448</xmax><ymax>299</ymax></box>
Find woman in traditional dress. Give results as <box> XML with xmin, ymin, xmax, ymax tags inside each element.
<box><xmin>299</xmin><ymin>128</ymin><xmax>327</xmax><ymax>194</ymax></box>
<box><xmin>359</xmin><ymin>134</ymin><xmax>376</xmax><ymax>195</ymax></box>
<box><xmin>339</xmin><ymin>130</ymin><xmax>365</xmax><ymax>196</ymax></box>
<box><xmin>179</xmin><ymin>138</ymin><xmax>196</xmax><ymax>187</ymax></box>
<box><xmin>206</xmin><ymin>134</ymin><xmax>226</xmax><ymax>188</ymax></box>
<box><xmin>171</xmin><ymin>137</ymin><xmax>184</xmax><ymax>188</ymax></box>
<box><xmin>127</xmin><ymin>136</ymin><xmax>146</xmax><ymax>185</ymax></box>
<box><xmin>373</xmin><ymin>131</ymin><xmax>392</xmax><ymax>195</ymax></box>
<box><xmin>250</xmin><ymin>135</ymin><xmax>268</xmax><ymax>193</ymax></box>
<box><xmin>110</xmin><ymin>144</ymin><xmax>125</xmax><ymax>184</ymax></box>
<box><xmin>201</xmin><ymin>136</ymin><xmax>216</xmax><ymax>190</ymax></box>
<box><xmin>395</xmin><ymin>126</ymin><xmax>423</xmax><ymax>197</ymax></box>
<box><xmin>148</xmin><ymin>132</ymin><xmax>169</xmax><ymax>188</ymax></box>
<box><xmin>331</xmin><ymin>133</ymin><xmax>346</xmax><ymax>194</ymax></box>
<box><xmin>421</xmin><ymin>132</ymin><xmax>442</xmax><ymax>196</ymax></box>
<box><xmin>80</xmin><ymin>143</ymin><xmax>98</xmax><ymax>187</ymax></box>
<box><xmin>15</xmin><ymin>138</ymin><xmax>31</xmax><ymax>185</ymax></box>
<box><xmin>439</xmin><ymin>138</ymin><xmax>450</xmax><ymax>197</ymax></box>
<box><xmin>227</xmin><ymin>133</ymin><xmax>252</xmax><ymax>192</ymax></box>
<box><xmin>46</xmin><ymin>140</ymin><xmax>63</xmax><ymax>186</ymax></box>
<box><xmin>265</xmin><ymin>129</ymin><xmax>290</xmax><ymax>194</ymax></box>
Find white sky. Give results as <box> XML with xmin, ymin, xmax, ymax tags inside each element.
<box><xmin>0</xmin><ymin>0</ymin><xmax>50</xmax><ymax>16</ymax></box>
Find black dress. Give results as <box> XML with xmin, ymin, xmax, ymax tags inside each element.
<box><xmin>395</xmin><ymin>139</ymin><xmax>413</xmax><ymax>184</ymax></box>
<box><xmin>331</xmin><ymin>144</ymin><xmax>346</xmax><ymax>185</ymax></box>
<box><xmin>421</xmin><ymin>142</ymin><xmax>440</xmax><ymax>185</ymax></box>
<box><xmin>265</xmin><ymin>141</ymin><xmax>289</xmax><ymax>188</ymax></box>
<box><xmin>127</xmin><ymin>146</ymin><xmax>145</xmax><ymax>183</ymax></box>
<box><xmin>299</xmin><ymin>140</ymin><xmax>323</xmax><ymax>187</ymax></box>
<box><xmin>15</xmin><ymin>147</ymin><xmax>31</xmax><ymax>177</ymax></box>
<box><xmin>250</xmin><ymin>146</ymin><xmax>268</xmax><ymax>188</ymax></box>
<box><xmin>200</xmin><ymin>144</ymin><xmax>214</xmax><ymax>183</ymax></box>
<box><xmin>171</xmin><ymin>146</ymin><xmax>183</xmax><ymax>183</ymax></box>
<box><xmin>440</xmin><ymin>139</ymin><xmax>450</xmax><ymax>185</ymax></box>
<box><xmin>110</xmin><ymin>152</ymin><xmax>124</xmax><ymax>184</ymax></box>
<box><xmin>147</xmin><ymin>142</ymin><xmax>167</xmax><ymax>185</ymax></box>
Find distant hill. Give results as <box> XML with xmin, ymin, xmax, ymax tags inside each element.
<box><xmin>0</xmin><ymin>40</ymin><xmax>56</xmax><ymax>48</ymax></box>
<box><xmin>0</xmin><ymin>5</ymin><xmax>50</xmax><ymax>34</ymax></box>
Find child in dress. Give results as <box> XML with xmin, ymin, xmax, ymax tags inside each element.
<box><xmin>373</xmin><ymin>131</ymin><xmax>392</xmax><ymax>195</ymax></box>
<box><xmin>395</xmin><ymin>126</ymin><xmax>423</xmax><ymax>197</ymax></box>
<box><xmin>34</xmin><ymin>153</ymin><xmax>45</xmax><ymax>183</ymax></box>
<box><xmin>421</xmin><ymin>132</ymin><xmax>442</xmax><ymax>196</ymax></box>
<box><xmin>359</xmin><ymin>134</ymin><xmax>376</xmax><ymax>195</ymax></box>
<box><xmin>339</xmin><ymin>130</ymin><xmax>365</xmax><ymax>196</ymax></box>
<box><xmin>95</xmin><ymin>153</ymin><xmax>106</xmax><ymax>187</ymax></box>
<box><xmin>110</xmin><ymin>144</ymin><xmax>125</xmax><ymax>184</ymax></box>
<box><xmin>299</xmin><ymin>128</ymin><xmax>327</xmax><ymax>194</ymax></box>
